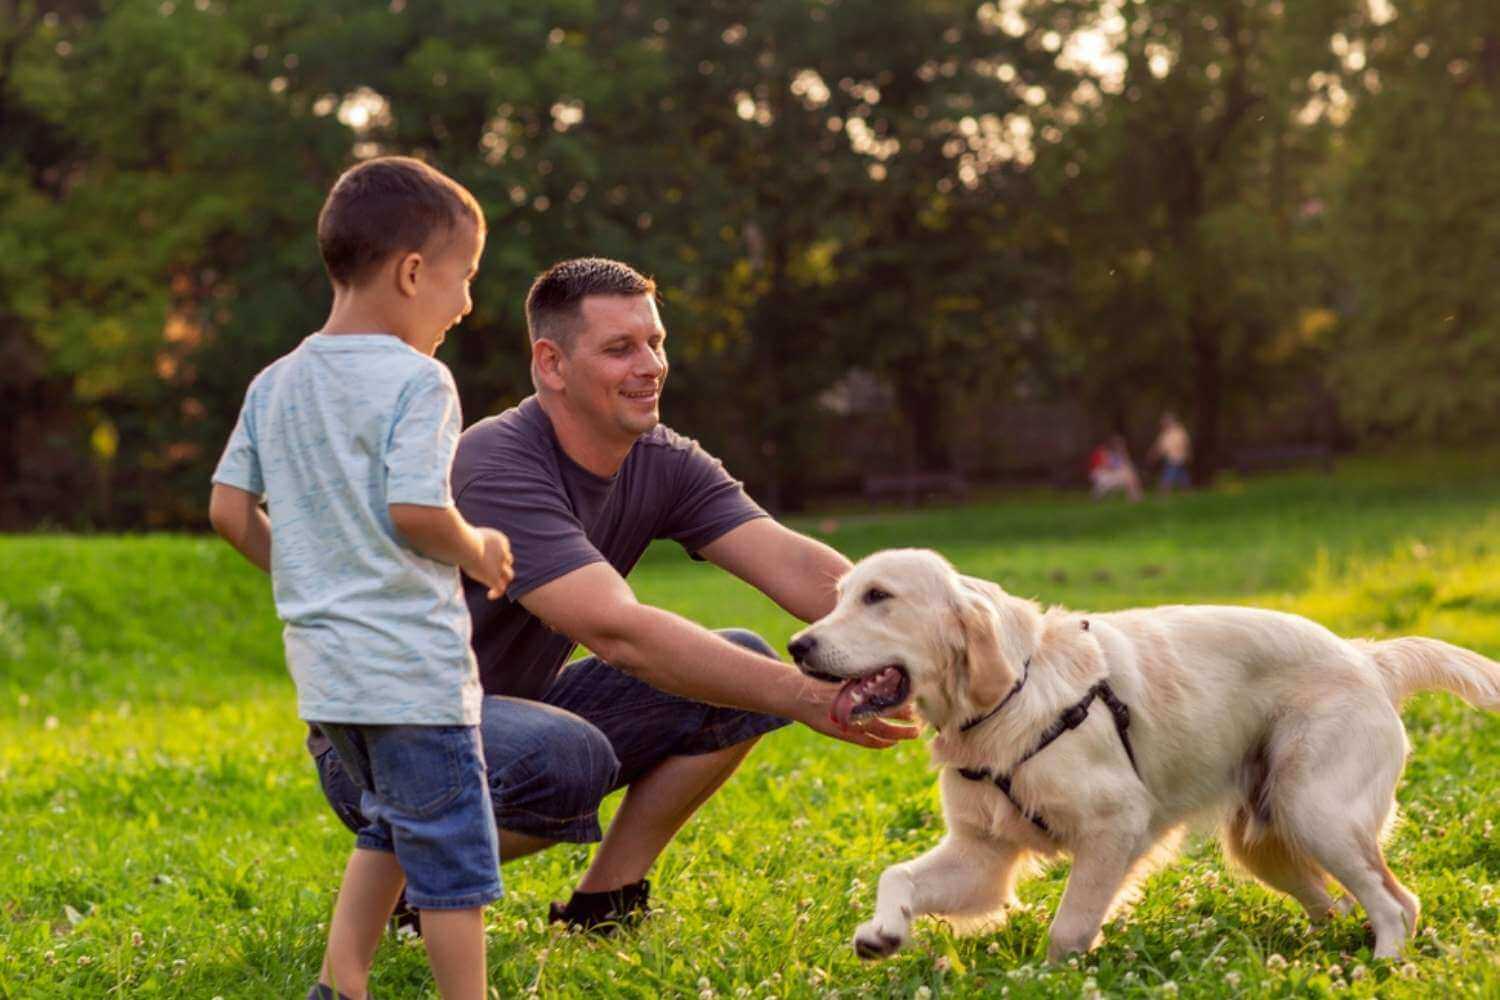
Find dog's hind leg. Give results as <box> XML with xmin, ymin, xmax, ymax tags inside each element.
<box><xmin>854</xmin><ymin>834</ymin><xmax>1027</xmax><ymax>960</ymax></box>
<box><xmin>1274</xmin><ymin>700</ymin><xmax>1419</xmax><ymax>958</ymax></box>
<box><xmin>1223</xmin><ymin>808</ymin><xmax>1346</xmax><ymax>924</ymax></box>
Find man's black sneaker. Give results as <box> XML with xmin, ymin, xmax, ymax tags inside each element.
<box><xmin>547</xmin><ymin>879</ymin><xmax>651</xmax><ymax>935</ymax></box>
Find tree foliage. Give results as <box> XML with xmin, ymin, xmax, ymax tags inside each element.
<box><xmin>0</xmin><ymin>0</ymin><xmax>1495</xmax><ymax>527</ymax></box>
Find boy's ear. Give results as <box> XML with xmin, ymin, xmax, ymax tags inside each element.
<box><xmin>394</xmin><ymin>251</ymin><xmax>423</xmax><ymax>298</ymax></box>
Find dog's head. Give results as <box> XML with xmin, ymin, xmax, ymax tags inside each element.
<box><xmin>788</xmin><ymin>548</ymin><xmax>1039</xmax><ymax>731</ymax></box>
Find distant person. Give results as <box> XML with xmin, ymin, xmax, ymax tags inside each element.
<box><xmin>210</xmin><ymin>156</ymin><xmax>513</xmax><ymax>1000</ymax></box>
<box><xmin>310</xmin><ymin>257</ymin><xmax>915</xmax><ymax>939</ymax></box>
<box><xmin>1149</xmin><ymin>412</ymin><xmax>1193</xmax><ymax>493</ymax></box>
<box><xmin>1088</xmin><ymin>434</ymin><xmax>1143</xmax><ymax>502</ymax></box>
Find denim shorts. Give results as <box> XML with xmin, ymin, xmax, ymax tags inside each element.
<box><xmin>316</xmin><ymin>723</ymin><xmax>502</xmax><ymax>910</ymax></box>
<box><xmin>313</xmin><ymin>628</ymin><xmax>789</xmax><ymax>846</ymax></box>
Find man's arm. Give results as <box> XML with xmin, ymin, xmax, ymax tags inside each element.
<box><xmin>518</xmin><ymin>562</ymin><xmax>908</xmax><ymax>749</ymax></box>
<box><xmin>209</xmin><ymin>483</ymin><xmax>272</xmax><ymax>573</ymax></box>
<box><xmin>696</xmin><ymin>518</ymin><xmax>851</xmax><ymax>622</ymax></box>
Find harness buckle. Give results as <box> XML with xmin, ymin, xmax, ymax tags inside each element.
<box><xmin>1059</xmin><ymin>699</ymin><xmax>1092</xmax><ymax>730</ymax></box>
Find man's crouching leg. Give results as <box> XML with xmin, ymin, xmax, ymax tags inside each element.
<box><xmin>545</xmin><ymin>628</ymin><xmax>790</xmax><ymax>933</ymax></box>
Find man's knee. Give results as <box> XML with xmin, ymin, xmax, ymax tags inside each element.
<box><xmin>482</xmin><ymin>698</ymin><xmax>621</xmax><ymax>840</ymax></box>
<box><xmin>717</xmin><ymin>627</ymin><xmax>776</xmax><ymax>660</ymax></box>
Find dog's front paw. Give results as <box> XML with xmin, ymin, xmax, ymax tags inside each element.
<box><xmin>853</xmin><ymin>918</ymin><xmax>908</xmax><ymax>960</ymax></box>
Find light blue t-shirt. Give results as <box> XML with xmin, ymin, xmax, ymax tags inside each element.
<box><xmin>212</xmin><ymin>333</ymin><xmax>482</xmax><ymax>726</ymax></box>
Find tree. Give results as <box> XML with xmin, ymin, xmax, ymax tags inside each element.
<box><xmin>1328</xmin><ymin>0</ymin><xmax>1500</xmax><ymax>439</ymax></box>
<box><xmin>1014</xmin><ymin>0</ymin><xmax>1363</xmax><ymax>477</ymax></box>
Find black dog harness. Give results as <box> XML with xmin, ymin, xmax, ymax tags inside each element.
<box><xmin>953</xmin><ymin>636</ymin><xmax>1141</xmax><ymax>835</ymax></box>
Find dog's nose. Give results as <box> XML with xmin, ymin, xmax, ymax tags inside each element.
<box><xmin>787</xmin><ymin>635</ymin><xmax>817</xmax><ymax>664</ymax></box>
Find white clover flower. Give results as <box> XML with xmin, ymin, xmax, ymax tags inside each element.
<box><xmin>914</xmin><ymin>987</ymin><xmax>932</xmax><ymax>1000</ymax></box>
<box><xmin>934</xmin><ymin>956</ymin><xmax>951</xmax><ymax>973</ymax></box>
<box><xmin>1351</xmin><ymin>965</ymin><xmax>1368</xmax><ymax>982</ymax></box>
<box><xmin>1161</xmin><ymin>982</ymin><xmax>1178</xmax><ymax>997</ymax></box>
<box><xmin>1266</xmin><ymin>953</ymin><xmax>1288</xmax><ymax>971</ymax></box>
<box><xmin>1170</xmin><ymin>949</ymin><xmax>1183</xmax><ymax>962</ymax></box>
<box><xmin>986</xmin><ymin>941</ymin><xmax>1000</xmax><ymax>955</ymax></box>
<box><xmin>1224</xmin><ymin>971</ymin><xmax>1241</xmax><ymax>988</ymax></box>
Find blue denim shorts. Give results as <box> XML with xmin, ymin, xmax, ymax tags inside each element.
<box><xmin>313</xmin><ymin>628</ymin><xmax>789</xmax><ymax>846</ymax></box>
<box><xmin>316</xmin><ymin>723</ymin><xmax>502</xmax><ymax>910</ymax></box>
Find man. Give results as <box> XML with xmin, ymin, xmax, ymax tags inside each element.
<box><xmin>311</xmin><ymin>257</ymin><xmax>912</xmax><ymax>933</ymax></box>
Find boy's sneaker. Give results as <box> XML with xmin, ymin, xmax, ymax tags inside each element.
<box><xmin>389</xmin><ymin>892</ymin><xmax>422</xmax><ymax>939</ymax></box>
<box><xmin>307</xmin><ymin>984</ymin><xmax>367</xmax><ymax>1000</ymax></box>
<box><xmin>547</xmin><ymin>879</ymin><xmax>651</xmax><ymax>935</ymax></box>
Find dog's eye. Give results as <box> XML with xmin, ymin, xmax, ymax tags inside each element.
<box><xmin>862</xmin><ymin>587</ymin><xmax>892</xmax><ymax>606</ymax></box>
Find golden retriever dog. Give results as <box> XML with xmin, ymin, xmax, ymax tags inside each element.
<box><xmin>786</xmin><ymin>549</ymin><xmax>1500</xmax><ymax>961</ymax></box>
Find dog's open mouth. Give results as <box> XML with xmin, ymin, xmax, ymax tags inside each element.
<box><xmin>829</xmin><ymin>665</ymin><xmax>910</xmax><ymax>729</ymax></box>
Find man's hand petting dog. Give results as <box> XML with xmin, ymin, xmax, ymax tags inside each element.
<box><xmin>799</xmin><ymin>679</ymin><xmax>918</xmax><ymax>748</ymax></box>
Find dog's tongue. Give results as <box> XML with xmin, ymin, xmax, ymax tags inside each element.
<box><xmin>831</xmin><ymin>679</ymin><xmax>862</xmax><ymax>729</ymax></box>
<box><xmin>829</xmin><ymin>666</ymin><xmax>902</xmax><ymax>729</ymax></box>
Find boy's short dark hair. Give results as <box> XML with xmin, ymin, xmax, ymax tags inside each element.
<box><xmin>526</xmin><ymin>258</ymin><xmax>657</xmax><ymax>352</ymax></box>
<box><xmin>317</xmin><ymin>156</ymin><xmax>485</xmax><ymax>287</ymax></box>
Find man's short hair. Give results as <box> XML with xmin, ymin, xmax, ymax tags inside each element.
<box><xmin>317</xmin><ymin>156</ymin><xmax>485</xmax><ymax>287</ymax></box>
<box><xmin>526</xmin><ymin>258</ymin><xmax>657</xmax><ymax>352</ymax></box>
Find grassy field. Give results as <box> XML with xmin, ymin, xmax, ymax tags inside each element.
<box><xmin>2</xmin><ymin>452</ymin><xmax>1498</xmax><ymax>998</ymax></box>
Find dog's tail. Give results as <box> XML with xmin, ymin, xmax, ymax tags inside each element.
<box><xmin>1360</xmin><ymin>637</ymin><xmax>1500</xmax><ymax>711</ymax></box>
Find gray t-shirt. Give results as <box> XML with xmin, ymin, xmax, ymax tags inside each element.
<box><xmin>213</xmin><ymin>333</ymin><xmax>481</xmax><ymax>726</ymax></box>
<box><xmin>453</xmin><ymin>395</ymin><xmax>768</xmax><ymax>700</ymax></box>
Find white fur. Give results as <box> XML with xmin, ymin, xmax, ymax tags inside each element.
<box><xmin>789</xmin><ymin>549</ymin><xmax>1500</xmax><ymax>961</ymax></box>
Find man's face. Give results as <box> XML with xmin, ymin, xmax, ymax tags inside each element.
<box><xmin>411</xmin><ymin>218</ymin><xmax>484</xmax><ymax>356</ymax></box>
<box><xmin>556</xmin><ymin>294</ymin><xmax>669</xmax><ymax>446</ymax></box>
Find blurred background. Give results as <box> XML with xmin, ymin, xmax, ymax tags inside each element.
<box><xmin>1</xmin><ymin>0</ymin><xmax>1496</xmax><ymax>529</ymax></box>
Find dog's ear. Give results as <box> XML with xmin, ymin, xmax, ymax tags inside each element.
<box><xmin>955</xmin><ymin>577</ymin><xmax>1030</xmax><ymax>712</ymax></box>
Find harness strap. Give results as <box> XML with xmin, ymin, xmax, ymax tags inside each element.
<box><xmin>954</xmin><ymin>679</ymin><xmax>1140</xmax><ymax>834</ymax></box>
<box><xmin>959</xmin><ymin>658</ymin><xmax>1031</xmax><ymax>733</ymax></box>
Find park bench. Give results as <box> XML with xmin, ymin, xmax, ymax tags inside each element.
<box><xmin>862</xmin><ymin>472</ymin><xmax>970</xmax><ymax>506</ymax></box>
<box><xmin>1233</xmin><ymin>444</ymin><xmax>1335</xmax><ymax>474</ymax></box>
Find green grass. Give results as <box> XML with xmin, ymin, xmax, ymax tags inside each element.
<box><xmin>3</xmin><ymin>451</ymin><xmax>1499</xmax><ymax>998</ymax></box>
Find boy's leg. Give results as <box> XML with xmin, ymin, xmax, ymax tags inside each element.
<box><xmin>321</xmin><ymin>848</ymin><xmax>404</xmax><ymax>999</ymax></box>
<box><xmin>419</xmin><ymin>908</ymin><xmax>486</xmax><ymax>1000</ymax></box>
<box><xmin>361</xmin><ymin>725</ymin><xmax>500</xmax><ymax>995</ymax></box>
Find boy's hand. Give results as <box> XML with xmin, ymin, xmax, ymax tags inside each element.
<box><xmin>467</xmin><ymin>527</ymin><xmax>514</xmax><ymax>600</ymax></box>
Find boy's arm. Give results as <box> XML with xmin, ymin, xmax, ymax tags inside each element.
<box><xmin>389</xmin><ymin>503</ymin><xmax>514</xmax><ymax>598</ymax></box>
<box><xmin>209</xmin><ymin>483</ymin><xmax>272</xmax><ymax>573</ymax></box>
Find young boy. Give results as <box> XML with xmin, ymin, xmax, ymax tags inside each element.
<box><xmin>209</xmin><ymin>156</ymin><xmax>511</xmax><ymax>1000</ymax></box>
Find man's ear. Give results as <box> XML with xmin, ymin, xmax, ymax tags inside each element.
<box><xmin>532</xmin><ymin>339</ymin><xmax>566</xmax><ymax>392</ymax></box>
<box><xmin>394</xmin><ymin>251</ymin><xmax>423</xmax><ymax>299</ymax></box>
<box><xmin>954</xmin><ymin>578</ymin><xmax>1025</xmax><ymax>711</ymax></box>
